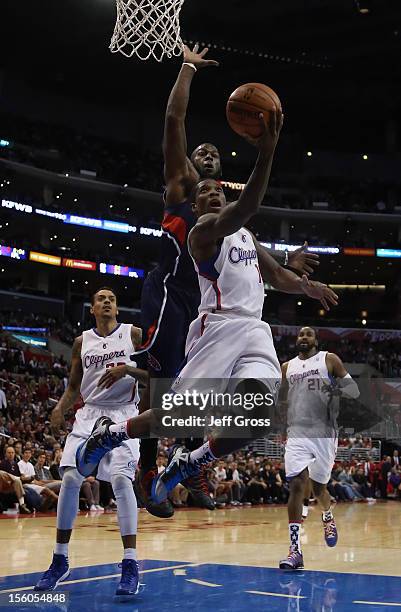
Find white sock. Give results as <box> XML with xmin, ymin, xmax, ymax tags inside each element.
<box><xmin>189</xmin><ymin>442</ymin><xmax>217</xmax><ymax>468</ymax></box>
<box><xmin>302</xmin><ymin>504</ymin><xmax>309</xmax><ymax>518</ymax></box>
<box><xmin>18</xmin><ymin>497</ymin><xmax>25</xmax><ymax>506</ymax></box>
<box><xmin>55</xmin><ymin>543</ymin><xmax>69</xmax><ymax>557</ymax></box>
<box><xmin>123</xmin><ymin>548</ymin><xmax>137</xmax><ymax>561</ymax></box>
<box><xmin>289</xmin><ymin>522</ymin><xmax>302</xmax><ymax>552</ymax></box>
<box><xmin>322</xmin><ymin>508</ymin><xmax>333</xmax><ymax>522</ymax></box>
<box><xmin>109</xmin><ymin>421</ymin><xmax>129</xmax><ymax>437</ymax></box>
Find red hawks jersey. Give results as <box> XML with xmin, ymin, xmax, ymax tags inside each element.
<box><xmin>80</xmin><ymin>323</ymin><xmax>139</xmax><ymax>407</ymax></box>
<box><xmin>189</xmin><ymin>228</ymin><xmax>265</xmax><ymax>319</ymax></box>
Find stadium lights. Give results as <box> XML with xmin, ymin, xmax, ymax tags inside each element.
<box><xmin>297</xmin><ymin>301</ymin><xmax>302</xmax><ymax>306</ymax></box>
<box><xmin>72</xmin><ymin>238</ymin><xmax>76</xmax><ymax>242</ymax></box>
<box><xmin>307</xmin><ymin>151</ymin><xmax>312</xmax><ymax>157</ymax></box>
<box><xmin>109</xmin><ymin>204</ymin><xmax>113</xmax><ymax>208</ymax></box>
<box><xmin>318</xmin><ymin>309</ymin><xmax>325</xmax><ymax>316</ymax></box>
<box><xmin>123</xmin><ymin>184</ymin><xmax>128</xmax><ymax>188</ymax></box>
<box><xmin>361</xmin><ymin>310</ymin><xmax>368</xmax><ymax>317</ymax></box>
<box><xmin>231</xmin><ymin>151</ymin><xmax>237</xmax><ymax>157</ymax></box>
<box><xmin>109</xmin><ymin>243</ymin><xmax>113</xmax><ymax>247</ymax></box>
<box><xmin>65</xmin><ymin>173</ymin><xmax>69</xmax><ymax>177</ymax></box>
<box><xmin>362</xmin><ymin>319</ymin><xmax>367</xmax><ymax>325</ymax></box>
<box><xmin>73</xmin><ymin>198</ymin><xmax>78</xmax><ymax>202</ymax></box>
<box><xmin>362</xmin><ymin>154</ymin><xmax>368</xmax><ymax>160</ymax></box>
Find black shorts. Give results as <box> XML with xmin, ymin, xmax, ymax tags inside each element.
<box><xmin>137</xmin><ymin>268</ymin><xmax>199</xmax><ymax>378</ymax></box>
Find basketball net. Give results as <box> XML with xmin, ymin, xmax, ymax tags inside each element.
<box><xmin>110</xmin><ymin>0</ymin><xmax>185</xmax><ymax>62</ymax></box>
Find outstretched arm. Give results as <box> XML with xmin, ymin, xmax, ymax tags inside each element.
<box><xmin>266</xmin><ymin>242</ymin><xmax>319</xmax><ymax>276</ymax></box>
<box><xmin>163</xmin><ymin>44</ymin><xmax>219</xmax><ymax>205</ymax></box>
<box><xmin>251</xmin><ymin>235</ymin><xmax>338</xmax><ymax>310</ymax></box>
<box><xmin>190</xmin><ymin>110</ymin><xmax>283</xmax><ymax>257</ymax></box>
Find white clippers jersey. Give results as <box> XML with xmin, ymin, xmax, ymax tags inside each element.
<box><xmin>190</xmin><ymin>228</ymin><xmax>265</xmax><ymax>319</ymax></box>
<box><xmin>80</xmin><ymin>323</ymin><xmax>139</xmax><ymax>407</ymax></box>
<box><xmin>286</xmin><ymin>350</ymin><xmax>339</xmax><ymax>437</ymax></box>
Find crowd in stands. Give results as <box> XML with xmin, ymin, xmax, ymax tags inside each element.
<box><xmin>1</xmin><ymin>112</ymin><xmax>400</xmax><ymax>218</ymax></box>
<box><xmin>0</xmin><ymin>312</ymin><xmax>400</xmax><ymax>514</ymax></box>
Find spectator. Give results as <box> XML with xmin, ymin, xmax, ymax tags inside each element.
<box><xmin>81</xmin><ymin>476</ymin><xmax>103</xmax><ymax>512</ymax></box>
<box><xmin>0</xmin><ymin>446</ymin><xmax>31</xmax><ymax>513</ymax></box>
<box><xmin>379</xmin><ymin>456</ymin><xmax>392</xmax><ymax>499</ymax></box>
<box><xmin>18</xmin><ymin>448</ymin><xmax>58</xmax><ymax>510</ymax></box>
<box><xmin>353</xmin><ymin>467</ymin><xmax>375</xmax><ymax>500</ymax></box>
<box><xmin>392</xmin><ymin>450</ymin><xmax>400</xmax><ymax>467</ymax></box>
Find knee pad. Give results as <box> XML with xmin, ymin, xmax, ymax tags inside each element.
<box><xmin>57</xmin><ymin>468</ymin><xmax>84</xmax><ymax>531</ymax></box>
<box><xmin>62</xmin><ymin>467</ymin><xmax>85</xmax><ymax>489</ymax></box>
<box><xmin>111</xmin><ymin>474</ymin><xmax>137</xmax><ymax>537</ymax></box>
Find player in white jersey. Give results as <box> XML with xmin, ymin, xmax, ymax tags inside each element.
<box><xmin>279</xmin><ymin>326</ymin><xmax>360</xmax><ymax>570</ymax></box>
<box><xmin>35</xmin><ymin>287</ymin><xmax>148</xmax><ymax>602</ymax></box>
<box><xmin>76</xmin><ymin>113</ymin><xmax>338</xmax><ymax>507</ymax></box>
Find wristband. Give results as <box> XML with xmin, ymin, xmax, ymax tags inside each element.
<box><xmin>183</xmin><ymin>62</ymin><xmax>197</xmax><ymax>72</ymax></box>
<box><xmin>284</xmin><ymin>250</ymin><xmax>289</xmax><ymax>266</ymax></box>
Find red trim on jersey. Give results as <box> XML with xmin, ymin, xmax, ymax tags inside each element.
<box><xmin>162</xmin><ymin>213</ymin><xmax>187</xmax><ymax>247</ymax></box>
<box><xmin>138</xmin><ymin>320</ymin><xmax>157</xmax><ymax>350</ymax></box>
<box><xmin>212</xmin><ymin>280</ymin><xmax>222</xmax><ymax>310</ymax></box>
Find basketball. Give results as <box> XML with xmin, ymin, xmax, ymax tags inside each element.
<box><xmin>226</xmin><ymin>82</ymin><xmax>282</xmax><ymax>138</ymax></box>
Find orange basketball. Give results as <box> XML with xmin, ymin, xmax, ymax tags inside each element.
<box><xmin>226</xmin><ymin>82</ymin><xmax>282</xmax><ymax>139</ymax></box>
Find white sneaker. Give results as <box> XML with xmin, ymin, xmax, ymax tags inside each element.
<box><xmin>95</xmin><ymin>505</ymin><xmax>104</xmax><ymax>512</ymax></box>
<box><xmin>90</xmin><ymin>504</ymin><xmax>97</xmax><ymax>512</ymax></box>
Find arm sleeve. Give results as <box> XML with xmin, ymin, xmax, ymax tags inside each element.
<box><xmin>338</xmin><ymin>373</ymin><xmax>360</xmax><ymax>399</ymax></box>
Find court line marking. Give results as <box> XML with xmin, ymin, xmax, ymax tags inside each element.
<box><xmin>0</xmin><ymin>563</ymin><xmax>203</xmax><ymax>594</ymax></box>
<box><xmin>186</xmin><ymin>579</ymin><xmax>221</xmax><ymax>588</ymax></box>
<box><xmin>246</xmin><ymin>590</ymin><xmax>306</xmax><ymax>600</ymax></box>
<box><xmin>353</xmin><ymin>601</ymin><xmax>401</xmax><ymax>607</ymax></box>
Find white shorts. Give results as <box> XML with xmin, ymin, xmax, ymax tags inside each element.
<box><xmin>173</xmin><ymin>313</ymin><xmax>281</xmax><ymax>397</ymax></box>
<box><xmin>61</xmin><ymin>404</ymin><xmax>140</xmax><ymax>482</ymax></box>
<box><xmin>284</xmin><ymin>437</ymin><xmax>338</xmax><ymax>484</ymax></box>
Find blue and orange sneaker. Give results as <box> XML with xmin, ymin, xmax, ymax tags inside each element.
<box><xmin>323</xmin><ymin>516</ymin><xmax>338</xmax><ymax>547</ymax></box>
<box><xmin>34</xmin><ymin>553</ymin><xmax>70</xmax><ymax>591</ymax></box>
<box><xmin>76</xmin><ymin>416</ymin><xmax>127</xmax><ymax>477</ymax></box>
<box><xmin>115</xmin><ymin>559</ymin><xmax>139</xmax><ymax>602</ymax></box>
<box><xmin>279</xmin><ymin>549</ymin><xmax>304</xmax><ymax>570</ymax></box>
<box><xmin>151</xmin><ymin>445</ymin><xmax>200</xmax><ymax>504</ymax></box>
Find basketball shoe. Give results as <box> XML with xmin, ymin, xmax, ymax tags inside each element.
<box><xmin>322</xmin><ymin>516</ymin><xmax>338</xmax><ymax>547</ymax></box>
<box><xmin>135</xmin><ymin>467</ymin><xmax>174</xmax><ymax>518</ymax></box>
<box><xmin>152</xmin><ymin>445</ymin><xmax>199</xmax><ymax>503</ymax></box>
<box><xmin>34</xmin><ymin>553</ymin><xmax>70</xmax><ymax>591</ymax></box>
<box><xmin>115</xmin><ymin>559</ymin><xmax>139</xmax><ymax>602</ymax></box>
<box><xmin>76</xmin><ymin>416</ymin><xmax>126</xmax><ymax>477</ymax></box>
<box><xmin>183</xmin><ymin>468</ymin><xmax>215</xmax><ymax>510</ymax></box>
<box><xmin>279</xmin><ymin>549</ymin><xmax>304</xmax><ymax>570</ymax></box>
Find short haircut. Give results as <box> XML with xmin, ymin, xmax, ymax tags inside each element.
<box><xmin>90</xmin><ymin>286</ymin><xmax>116</xmax><ymax>305</ymax></box>
<box><xmin>299</xmin><ymin>326</ymin><xmax>319</xmax><ymax>344</ymax></box>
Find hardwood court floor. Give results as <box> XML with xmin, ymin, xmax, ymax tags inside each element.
<box><xmin>0</xmin><ymin>502</ymin><xmax>400</xmax><ymax>576</ymax></box>
<box><xmin>0</xmin><ymin>502</ymin><xmax>400</xmax><ymax>611</ymax></box>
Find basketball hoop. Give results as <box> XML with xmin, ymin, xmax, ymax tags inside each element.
<box><xmin>110</xmin><ymin>0</ymin><xmax>185</xmax><ymax>62</ymax></box>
